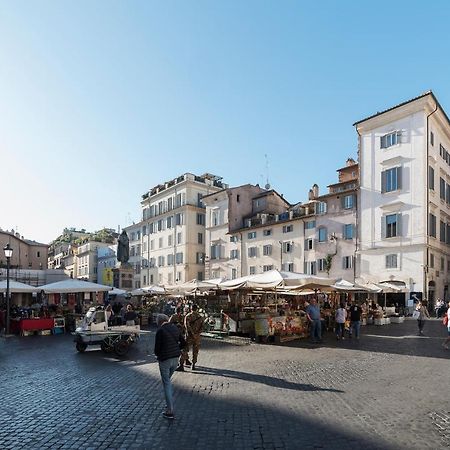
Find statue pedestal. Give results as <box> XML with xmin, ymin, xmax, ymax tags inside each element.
<box><xmin>113</xmin><ymin>264</ymin><xmax>134</xmax><ymax>290</ymax></box>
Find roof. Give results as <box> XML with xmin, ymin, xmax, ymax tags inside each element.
<box><xmin>336</xmin><ymin>162</ymin><xmax>358</xmax><ymax>173</ymax></box>
<box><xmin>253</xmin><ymin>189</ymin><xmax>291</xmax><ymax>206</ymax></box>
<box><xmin>353</xmin><ymin>91</ymin><xmax>450</xmax><ymax>128</ymax></box>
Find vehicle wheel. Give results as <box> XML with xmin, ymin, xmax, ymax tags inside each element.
<box><xmin>76</xmin><ymin>342</ymin><xmax>88</xmax><ymax>353</ymax></box>
<box><xmin>100</xmin><ymin>342</ymin><xmax>113</xmax><ymax>353</ymax></box>
<box><xmin>114</xmin><ymin>340</ymin><xmax>129</xmax><ymax>357</ymax></box>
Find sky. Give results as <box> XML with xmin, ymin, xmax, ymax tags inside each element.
<box><xmin>1</xmin><ymin>0</ymin><xmax>450</xmax><ymax>244</ymax></box>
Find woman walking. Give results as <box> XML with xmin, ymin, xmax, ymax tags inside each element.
<box><xmin>442</xmin><ymin>301</ymin><xmax>450</xmax><ymax>350</ymax></box>
<box><xmin>416</xmin><ymin>301</ymin><xmax>430</xmax><ymax>336</ymax></box>
<box><xmin>335</xmin><ymin>303</ymin><xmax>347</xmax><ymax>340</ymax></box>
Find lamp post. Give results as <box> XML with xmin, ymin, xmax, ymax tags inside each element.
<box><xmin>3</xmin><ymin>243</ymin><xmax>13</xmax><ymax>335</ymax></box>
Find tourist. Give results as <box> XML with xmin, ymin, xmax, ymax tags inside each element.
<box><xmin>349</xmin><ymin>302</ymin><xmax>362</xmax><ymax>340</ymax></box>
<box><xmin>305</xmin><ymin>298</ymin><xmax>322</xmax><ymax>343</ymax></box>
<box><xmin>184</xmin><ymin>304</ymin><xmax>204</xmax><ymax>370</ymax></box>
<box><xmin>442</xmin><ymin>301</ymin><xmax>450</xmax><ymax>350</ymax></box>
<box><xmin>154</xmin><ymin>314</ymin><xmax>185</xmax><ymax>420</ymax></box>
<box><xmin>335</xmin><ymin>303</ymin><xmax>347</xmax><ymax>340</ymax></box>
<box><xmin>415</xmin><ymin>300</ymin><xmax>430</xmax><ymax>336</ymax></box>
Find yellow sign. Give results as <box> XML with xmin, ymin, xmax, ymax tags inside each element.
<box><xmin>103</xmin><ymin>268</ymin><xmax>113</xmax><ymax>286</ymax></box>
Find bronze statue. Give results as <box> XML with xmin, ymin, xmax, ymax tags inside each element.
<box><xmin>117</xmin><ymin>230</ymin><xmax>130</xmax><ymax>263</ymax></box>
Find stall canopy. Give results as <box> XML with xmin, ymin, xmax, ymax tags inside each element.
<box><xmin>329</xmin><ymin>279</ymin><xmax>379</xmax><ymax>292</ymax></box>
<box><xmin>130</xmin><ymin>285</ymin><xmax>165</xmax><ymax>296</ymax></box>
<box><xmin>39</xmin><ymin>279</ymin><xmax>113</xmax><ymax>293</ymax></box>
<box><xmin>108</xmin><ymin>287</ymin><xmax>127</xmax><ymax>296</ymax></box>
<box><xmin>164</xmin><ymin>278</ymin><xmax>223</xmax><ymax>295</ymax></box>
<box><xmin>218</xmin><ymin>270</ymin><xmax>335</xmax><ymax>291</ymax></box>
<box><xmin>0</xmin><ymin>280</ymin><xmax>40</xmax><ymax>293</ymax></box>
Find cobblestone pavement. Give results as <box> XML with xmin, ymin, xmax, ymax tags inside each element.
<box><xmin>1</xmin><ymin>318</ymin><xmax>449</xmax><ymax>450</ymax></box>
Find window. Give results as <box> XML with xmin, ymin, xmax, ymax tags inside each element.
<box><xmin>318</xmin><ymin>227</ymin><xmax>327</xmax><ymax>242</ymax></box>
<box><xmin>168</xmin><ymin>235</ymin><xmax>173</xmax><ymax>246</ymax></box>
<box><xmin>197</xmin><ymin>213</ymin><xmax>205</xmax><ymax>226</ymax></box>
<box><xmin>304</xmin><ymin>261</ymin><xmax>316</xmax><ymax>275</ymax></box>
<box><xmin>441</xmin><ymin>178</ymin><xmax>446</xmax><ymax>200</ymax></box>
<box><xmin>305</xmin><ymin>238</ymin><xmax>313</xmax><ymax>250</ymax></box>
<box><xmin>198</xmin><ymin>233</ymin><xmax>203</xmax><ymax>244</ymax></box>
<box><xmin>168</xmin><ymin>197</ymin><xmax>173</xmax><ymax>211</ymax></box>
<box><xmin>429</xmin><ymin>213</ymin><xmax>437</xmax><ymax>238</ymax></box>
<box><xmin>282</xmin><ymin>262</ymin><xmax>294</xmax><ymax>272</ymax></box>
<box><xmin>149</xmin><ymin>222</ymin><xmax>154</xmax><ymax>234</ymax></box>
<box><xmin>211</xmin><ymin>211</ymin><xmax>219</xmax><ymax>226</ymax></box>
<box><xmin>136</xmin><ymin>231</ymin><xmax>141</xmax><ymax>240</ymax></box>
<box><xmin>383</xmin><ymin>213</ymin><xmax>401</xmax><ymax>238</ymax></box>
<box><xmin>441</xmin><ymin>257</ymin><xmax>445</xmax><ymax>271</ymax></box>
<box><xmin>381</xmin><ymin>131</ymin><xmax>401</xmax><ymax>149</ymax></box>
<box><xmin>211</xmin><ymin>245</ymin><xmax>220</xmax><ymax>260</ymax></box>
<box><xmin>176</xmin><ymin>252</ymin><xmax>183</xmax><ymax>264</ymax></box>
<box><xmin>317</xmin><ymin>258</ymin><xmax>326</xmax><ymax>272</ymax></box>
<box><xmin>177</xmin><ymin>271</ymin><xmax>182</xmax><ymax>282</ymax></box>
<box><xmin>316</xmin><ymin>202</ymin><xmax>327</xmax><ymax>214</ymax></box>
<box><xmin>167</xmin><ymin>216</ymin><xmax>173</xmax><ymax>229</ymax></box>
<box><xmin>248</xmin><ymin>247</ymin><xmax>257</xmax><ymax>257</ymax></box>
<box><xmin>37</xmin><ymin>251</ymin><xmax>41</xmax><ymax>258</ymax></box>
<box><xmin>197</xmin><ymin>271</ymin><xmax>204</xmax><ymax>281</ymax></box>
<box><xmin>343</xmin><ymin>224</ymin><xmax>354</xmax><ymax>240</ymax></box>
<box><xmin>381</xmin><ymin>167</ymin><xmax>402</xmax><ymax>193</ymax></box>
<box><xmin>429</xmin><ymin>166</ymin><xmax>435</xmax><ymax>190</ymax></box>
<box><xmin>136</xmin><ymin>244</ymin><xmax>141</xmax><ymax>256</ymax></box>
<box><xmin>150</xmin><ymin>240</ymin><xmax>154</xmax><ymax>250</ymax></box>
<box><xmin>157</xmin><ymin>220</ymin><xmax>163</xmax><ymax>231</ymax></box>
<box><xmin>196</xmin><ymin>252</ymin><xmax>204</xmax><ymax>264</ymax></box>
<box><xmin>342</xmin><ymin>256</ymin><xmax>353</xmax><ymax>269</ymax></box>
<box><xmin>283</xmin><ymin>241</ymin><xmax>293</xmax><ymax>253</ymax></box>
<box><xmin>263</xmin><ymin>229</ymin><xmax>272</xmax><ymax>236</ymax></box>
<box><xmin>177</xmin><ymin>232</ymin><xmax>182</xmax><ymax>244</ymax></box>
<box><xmin>167</xmin><ymin>254</ymin><xmax>174</xmax><ymax>266</ymax></box>
<box><xmin>168</xmin><ymin>273</ymin><xmax>173</xmax><ymax>284</ymax></box>
<box><xmin>386</xmin><ymin>254</ymin><xmax>397</xmax><ymax>269</ymax></box>
<box><xmin>263</xmin><ymin>245</ymin><xmax>272</xmax><ymax>256</ymax></box>
<box><xmin>230</xmin><ymin>235</ymin><xmax>238</xmax><ymax>243</ymax></box>
<box><xmin>430</xmin><ymin>131</ymin><xmax>434</xmax><ymax>146</ymax></box>
<box><xmin>305</xmin><ymin>221</ymin><xmax>316</xmax><ymax>230</ymax></box>
<box><xmin>447</xmin><ymin>224</ymin><xmax>450</xmax><ymax>245</ymax></box>
<box><xmin>263</xmin><ymin>265</ymin><xmax>273</xmax><ymax>272</ymax></box>
<box><xmin>248</xmin><ymin>231</ymin><xmax>257</xmax><ymax>239</ymax></box>
<box><xmin>249</xmin><ymin>266</ymin><xmax>256</xmax><ymax>275</ymax></box>
<box><xmin>236</xmin><ymin>194</ymin><xmax>240</xmax><ymax>202</ymax></box>
<box><xmin>157</xmin><ymin>256</ymin><xmax>165</xmax><ymax>267</ymax></box>
<box><xmin>283</xmin><ymin>225</ymin><xmax>293</xmax><ymax>233</ymax></box>
<box><xmin>430</xmin><ymin>253</ymin><xmax>435</xmax><ymax>269</ymax></box>
<box><xmin>231</xmin><ymin>268</ymin><xmax>237</xmax><ymax>279</ymax></box>
<box><xmin>342</xmin><ymin>194</ymin><xmax>355</xmax><ymax>209</ymax></box>
<box><xmin>441</xmin><ymin>220</ymin><xmax>446</xmax><ymax>243</ymax></box>
<box><xmin>159</xmin><ymin>237</ymin><xmax>163</xmax><ymax>248</ymax></box>
<box><xmin>197</xmin><ymin>193</ymin><xmax>203</xmax><ymax>207</ymax></box>
<box><xmin>149</xmin><ymin>257</ymin><xmax>156</xmax><ymax>268</ymax></box>
<box><xmin>175</xmin><ymin>213</ymin><xmax>184</xmax><ymax>225</ymax></box>
<box><xmin>142</xmin><ymin>225</ymin><xmax>147</xmax><ymax>235</ymax></box>
<box><xmin>131</xmin><ymin>232</ymin><xmax>136</xmax><ymax>241</ymax></box>
<box><xmin>230</xmin><ymin>249</ymin><xmax>239</xmax><ymax>259</ymax></box>
<box><xmin>130</xmin><ymin>246</ymin><xmax>136</xmax><ymax>257</ymax></box>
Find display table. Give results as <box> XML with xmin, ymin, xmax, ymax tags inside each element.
<box><xmin>10</xmin><ymin>318</ymin><xmax>55</xmax><ymax>335</ymax></box>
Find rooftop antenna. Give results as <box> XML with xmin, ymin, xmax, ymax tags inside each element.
<box><xmin>264</xmin><ymin>154</ymin><xmax>271</xmax><ymax>190</ymax></box>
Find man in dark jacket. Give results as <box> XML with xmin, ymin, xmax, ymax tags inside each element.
<box><xmin>154</xmin><ymin>314</ymin><xmax>186</xmax><ymax>419</ymax></box>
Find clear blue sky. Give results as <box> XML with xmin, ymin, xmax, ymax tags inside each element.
<box><xmin>1</xmin><ymin>1</ymin><xmax>450</xmax><ymax>244</ymax></box>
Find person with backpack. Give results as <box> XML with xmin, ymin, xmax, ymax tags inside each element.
<box><xmin>442</xmin><ymin>301</ymin><xmax>450</xmax><ymax>350</ymax></box>
<box><xmin>183</xmin><ymin>304</ymin><xmax>204</xmax><ymax>370</ymax></box>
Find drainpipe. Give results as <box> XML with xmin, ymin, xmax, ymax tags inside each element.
<box><xmin>354</xmin><ymin>127</ymin><xmax>361</xmax><ymax>284</ymax></box>
<box><xmin>425</xmin><ymin>100</ymin><xmax>438</xmax><ymax>301</ymax></box>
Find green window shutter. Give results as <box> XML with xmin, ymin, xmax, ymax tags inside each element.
<box><xmin>381</xmin><ymin>216</ymin><xmax>386</xmax><ymax>239</ymax></box>
<box><xmin>381</xmin><ymin>170</ymin><xmax>386</xmax><ymax>193</ymax></box>
<box><xmin>396</xmin><ymin>167</ymin><xmax>402</xmax><ymax>190</ymax></box>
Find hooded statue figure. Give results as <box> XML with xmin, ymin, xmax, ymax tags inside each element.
<box><xmin>117</xmin><ymin>230</ymin><xmax>130</xmax><ymax>264</ymax></box>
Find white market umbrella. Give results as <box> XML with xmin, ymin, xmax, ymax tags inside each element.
<box><xmin>328</xmin><ymin>279</ymin><xmax>377</xmax><ymax>292</ymax></box>
<box><xmin>164</xmin><ymin>279</ymin><xmax>222</xmax><ymax>295</ymax></box>
<box><xmin>0</xmin><ymin>280</ymin><xmax>39</xmax><ymax>293</ymax></box>
<box><xmin>108</xmin><ymin>287</ymin><xmax>127</xmax><ymax>296</ymax></box>
<box><xmin>39</xmin><ymin>279</ymin><xmax>113</xmax><ymax>293</ymax></box>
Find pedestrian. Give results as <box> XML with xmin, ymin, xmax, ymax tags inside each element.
<box><xmin>184</xmin><ymin>304</ymin><xmax>204</xmax><ymax>370</ymax></box>
<box><xmin>349</xmin><ymin>302</ymin><xmax>362</xmax><ymax>340</ymax></box>
<box><xmin>169</xmin><ymin>306</ymin><xmax>190</xmax><ymax>371</ymax></box>
<box><xmin>435</xmin><ymin>298</ymin><xmax>445</xmax><ymax>318</ymax></box>
<box><xmin>124</xmin><ymin>304</ymin><xmax>137</xmax><ymax>326</ymax></box>
<box><xmin>335</xmin><ymin>303</ymin><xmax>347</xmax><ymax>340</ymax></box>
<box><xmin>415</xmin><ymin>300</ymin><xmax>430</xmax><ymax>335</ymax></box>
<box><xmin>305</xmin><ymin>298</ymin><xmax>322</xmax><ymax>343</ymax></box>
<box><xmin>442</xmin><ymin>301</ymin><xmax>450</xmax><ymax>350</ymax></box>
<box><xmin>154</xmin><ymin>314</ymin><xmax>186</xmax><ymax>420</ymax></box>
<box><xmin>120</xmin><ymin>303</ymin><xmax>128</xmax><ymax>325</ymax></box>
<box><xmin>105</xmin><ymin>304</ymin><xmax>114</xmax><ymax>325</ymax></box>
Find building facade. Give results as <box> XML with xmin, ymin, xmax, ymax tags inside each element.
<box><xmin>140</xmin><ymin>173</ymin><xmax>227</xmax><ymax>286</ymax></box>
<box><xmin>355</xmin><ymin>91</ymin><xmax>450</xmax><ymax>305</ymax></box>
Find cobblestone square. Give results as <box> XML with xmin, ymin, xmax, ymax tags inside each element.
<box><xmin>1</xmin><ymin>319</ymin><xmax>449</xmax><ymax>450</ymax></box>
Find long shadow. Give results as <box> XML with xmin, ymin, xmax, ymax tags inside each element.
<box><xmin>275</xmin><ymin>318</ymin><xmax>450</xmax><ymax>360</ymax></box>
<box><xmin>194</xmin><ymin>366</ymin><xmax>344</xmax><ymax>393</ymax></box>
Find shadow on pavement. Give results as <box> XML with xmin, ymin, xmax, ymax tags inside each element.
<box><xmin>276</xmin><ymin>318</ymin><xmax>450</xmax><ymax>360</ymax></box>
<box><xmin>193</xmin><ymin>366</ymin><xmax>345</xmax><ymax>393</ymax></box>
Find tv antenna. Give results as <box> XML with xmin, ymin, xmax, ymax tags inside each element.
<box><xmin>264</xmin><ymin>154</ymin><xmax>271</xmax><ymax>190</ymax></box>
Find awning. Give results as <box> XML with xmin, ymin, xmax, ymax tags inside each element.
<box><xmin>0</xmin><ymin>280</ymin><xmax>40</xmax><ymax>293</ymax></box>
<box><xmin>39</xmin><ymin>279</ymin><xmax>113</xmax><ymax>293</ymax></box>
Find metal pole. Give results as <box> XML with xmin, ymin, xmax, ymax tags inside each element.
<box><xmin>6</xmin><ymin>256</ymin><xmax>10</xmax><ymax>335</ymax></box>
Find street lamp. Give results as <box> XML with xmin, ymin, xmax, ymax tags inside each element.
<box><xmin>3</xmin><ymin>243</ymin><xmax>13</xmax><ymax>335</ymax></box>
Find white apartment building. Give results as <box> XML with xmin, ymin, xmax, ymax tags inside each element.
<box><xmin>140</xmin><ymin>173</ymin><xmax>227</xmax><ymax>286</ymax></box>
<box><xmin>355</xmin><ymin>91</ymin><xmax>450</xmax><ymax>305</ymax></box>
<box><xmin>124</xmin><ymin>222</ymin><xmax>143</xmax><ymax>290</ymax></box>
<box><xmin>76</xmin><ymin>241</ymin><xmax>112</xmax><ymax>282</ymax></box>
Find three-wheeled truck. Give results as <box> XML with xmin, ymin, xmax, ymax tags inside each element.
<box><xmin>73</xmin><ymin>306</ymin><xmax>142</xmax><ymax>356</ymax></box>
